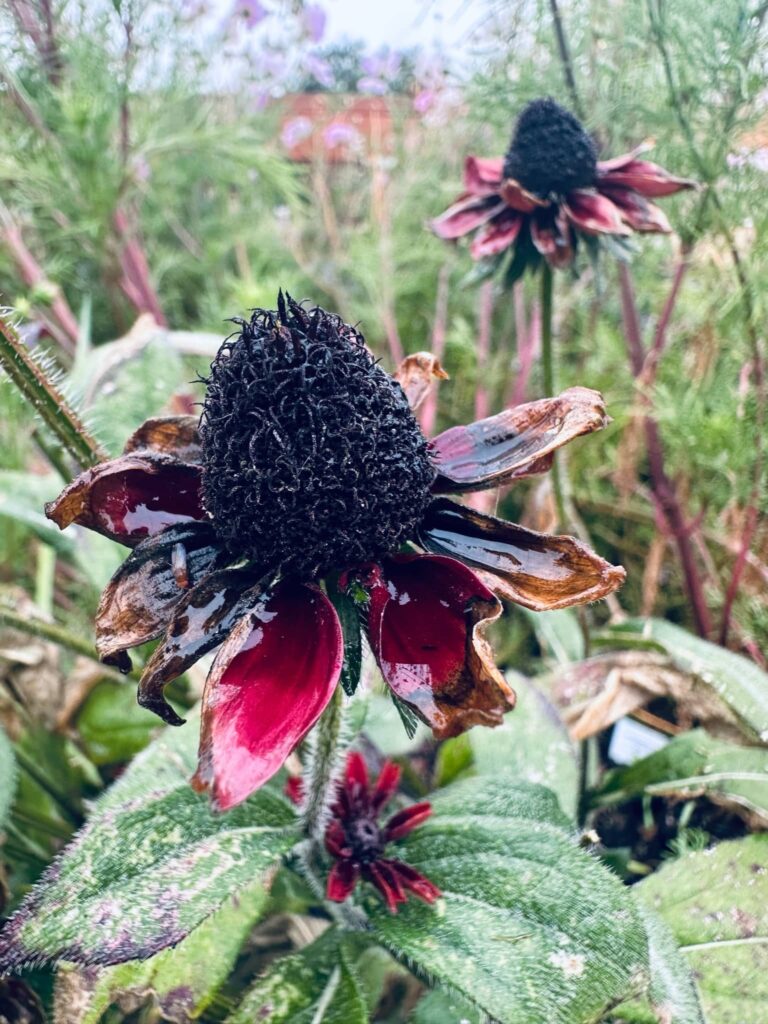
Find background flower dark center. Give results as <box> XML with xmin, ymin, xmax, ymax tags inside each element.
<box><xmin>503</xmin><ymin>97</ymin><xmax>597</xmax><ymax>198</ymax></box>
<box><xmin>200</xmin><ymin>294</ymin><xmax>435</xmax><ymax>578</ymax></box>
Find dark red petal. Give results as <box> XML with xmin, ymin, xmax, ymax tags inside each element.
<box><xmin>469</xmin><ymin>212</ymin><xmax>523</xmax><ymax>259</ymax></box>
<box><xmin>499</xmin><ymin>178</ymin><xmax>549</xmax><ymax>213</ymax></box>
<box><xmin>393</xmin><ymin>352</ymin><xmax>449</xmax><ymax>411</ymax></box>
<box><xmin>562</xmin><ymin>190</ymin><xmax>630</xmax><ymax>236</ymax></box>
<box><xmin>123</xmin><ymin>415</ymin><xmax>202</xmax><ymax>464</ymax></box>
<box><xmin>285</xmin><ymin>775</ymin><xmax>304</xmax><ymax>806</ymax></box>
<box><xmin>530</xmin><ymin>210</ymin><xmax>574</xmax><ymax>269</ymax></box>
<box><xmin>362</xmin><ymin>554</ymin><xmax>515</xmax><ymax>740</ymax></box>
<box><xmin>45</xmin><ymin>453</ymin><xmax>205</xmax><ymax>546</ymax></box>
<box><xmin>463</xmin><ymin>155</ymin><xmax>504</xmax><ymax>195</ymax></box>
<box><xmin>418</xmin><ymin>498</ymin><xmax>627</xmax><ymax>612</ymax></box>
<box><xmin>431</xmin><ymin>386</ymin><xmax>609</xmax><ymax>492</ymax></box>
<box><xmin>326</xmin><ymin>859</ymin><xmax>360</xmax><ymax>902</ymax></box>
<box><xmin>370</xmin><ymin>760</ymin><xmax>401</xmax><ymax>814</ymax></box>
<box><xmin>596</xmin><ymin>145</ymin><xmax>649</xmax><ymax>175</ymax></box>
<box><xmin>388</xmin><ymin>859</ymin><xmax>441</xmax><ymax>903</ymax></box>
<box><xmin>137</xmin><ymin>568</ymin><xmax>263</xmax><ymax>725</ymax></box>
<box><xmin>384</xmin><ymin>801</ymin><xmax>432</xmax><ymax>841</ymax></box>
<box><xmin>431</xmin><ymin>196</ymin><xmax>506</xmax><ymax>240</ymax></box>
<box><xmin>345</xmin><ymin>750</ymin><xmax>370</xmax><ymax>796</ymax></box>
<box><xmin>95</xmin><ymin>522</ymin><xmax>218</xmax><ymax>668</ymax></box>
<box><xmin>597</xmin><ymin>158</ymin><xmax>697</xmax><ymax>197</ymax></box>
<box><xmin>191</xmin><ymin>581</ymin><xmax>343</xmax><ymax>812</ymax></box>
<box><xmin>325</xmin><ymin>819</ymin><xmax>351</xmax><ymax>858</ymax></box>
<box><xmin>598</xmin><ymin>185</ymin><xmax>672</xmax><ymax>233</ymax></box>
<box><xmin>367</xmin><ymin>860</ymin><xmax>406</xmax><ymax>912</ymax></box>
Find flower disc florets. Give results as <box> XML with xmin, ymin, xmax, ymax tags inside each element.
<box><xmin>200</xmin><ymin>294</ymin><xmax>436</xmax><ymax>578</ymax></box>
<box><xmin>503</xmin><ymin>97</ymin><xmax>597</xmax><ymax>198</ymax></box>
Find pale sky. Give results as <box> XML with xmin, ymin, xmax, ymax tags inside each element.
<box><xmin>319</xmin><ymin>0</ymin><xmax>483</xmax><ymax>50</ymax></box>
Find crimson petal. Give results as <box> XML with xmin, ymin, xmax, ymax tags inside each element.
<box><xmin>530</xmin><ymin>209</ymin><xmax>574</xmax><ymax>269</ymax></box>
<box><xmin>597</xmin><ymin>158</ymin><xmax>696</xmax><ymax>197</ymax></box>
<box><xmin>367</xmin><ymin>860</ymin><xmax>406</xmax><ymax>912</ymax></box>
<box><xmin>596</xmin><ymin>145</ymin><xmax>650</xmax><ymax>175</ymax></box>
<box><xmin>599</xmin><ymin>185</ymin><xmax>672</xmax><ymax>233</ymax></box>
<box><xmin>138</xmin><ymin>568</ymin><xmax>264</xmax><ymax>726</ymax></box>
<box><xmin>192</xmin><ymin>581</ymin><xmax>343</xmax><ymax>811</ymax></box>
<box><xmin>463</xmin><ymin>156</ymin><xmax>504</xmax><ymax>196</ymax></box>
<box><xmin>123</xmin><ymin>415</ymin><xmax>202</xmax><ymax>464</ymax></box>
<box><xmin>360</xmin><ymin>554</ymin><xmax>514</xmax><ymax>739</ymax></box>
<box><xmin>563</xmin><ymin>190</ymin><xmax>630</xmax><ymax>236</ymax></box>
<box><xmin>45</xmin><ymin>452</ymin><xmax>205</xmax><ymax>546</ymax></box>
<box><xmin>431</xmin><ymin>386</ymin><xmax>608</xmax><ymax>493</ymax></box>
<box><xmin>499</xmin><ymin>178</ymin><xmax>549</xmax><ymax>214</ymax></box>
<box><xmin>327</xmin><ymin>859</ymin><xmax>360</xmax><ymax>902</ymax></box>
<box><xmin>431</xmin><ymin>196</ymin><xmax>506</xmax><ymax>240</ymax></box>
<box><xmin>370</xmin><ymin>761</ymin><xmax>401</xmax><ymax>813</ymax></box>
<box><xmin>387</xmin><ymin>859</ymin><xmax>441</xmax><ymax>903</ymax></box>
<box><xmin>469</xmin><ymin>212</ymin><xmax>523</xmax><ymax>259</ymax></box>
<box><xmin>384</xmin><ymin>802</ymin><xmax>432</xmax><ymax>841</ymax></box>
<box><xmin>418</xmin><ymin>498</ymin><xmax>626</xmax><ymax>612</ymax></box>
<box><xmin>95</xmin><ymin>522</ymin><xmax>219</xmax><ymax>669</ymax></box>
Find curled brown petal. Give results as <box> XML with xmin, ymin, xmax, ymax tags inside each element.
<box><xmin>394</xmin><ymin>352</ymin><xmax>449</xmax><ymax>411</ymax></box>
<box><xmin>123</xmin><ymin>415</ymin><xmax>202</xmax><ymax>463</ymax></box>
<box><xmin>44</xmin><ymin>452</ymin><xmax>205</xmax><ymax>546</ymax></box>
<box><xmin>95</xmin><ymin>522</ymin><xmax>219</xmax><ymax>669</ymax></box>
<box><xmin>418</xmin><ymin>499</ymin><xmax>626</xmax><ymax>612</ymax></box>
<box><xmin>430</xmin><ymin>386</ymin><xmax>609</xmax><ymax>492</ymax></box>
<box><xmin>138</xmin><ymin>568</ymin><xmax>263</xmax><ymax>726</ymax></box>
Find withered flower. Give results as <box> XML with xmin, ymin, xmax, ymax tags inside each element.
<box><xmin>432</xmin><ymin>98</ymin><xmax>696</xmax><ymax>272</ymax></box>
<box><xmin>46</xmin><ymin>294</ymin><xmax>624</xmax><ymax>810</ymax></box>
<box><xmin>288</xmin><ymin>752</ymin><xmax>439</xmax><ymax>913</ymax></box>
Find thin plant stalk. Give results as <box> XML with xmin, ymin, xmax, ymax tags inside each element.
<box><xmin>300</xmin><ymin>686</ymin><xmax>346</xmax><ymax>844</ymax></box>
<box><xmin>540</xmin><ymin>264</ymin><xmax>568</xmax><ymax>528</ymax></box>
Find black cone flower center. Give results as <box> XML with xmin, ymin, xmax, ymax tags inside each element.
<box><xmin>503</xmin><ymin>97</ymin><xmax>597</xmax><ymax>198</ymax></box>
<box><xmin>200</xmin><ymin>294</ymin><xmax>435</xmax><ymax>579</ymax></box>
<box><xmin>347</xmin><ymin>817</ymin><xmax>384</xmax><ymax>862</ymax></box>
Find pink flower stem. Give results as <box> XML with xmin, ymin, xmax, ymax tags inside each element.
<box><xmin>420</xmin><ymin>263</ymin><xmax>450</xmax><ymax>436</ymax></box>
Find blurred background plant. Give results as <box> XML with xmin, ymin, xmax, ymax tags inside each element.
<box><xmin>1</xmin><ymin>0</ymin><xmax>768</xmax><ymax>1022</ymax></box>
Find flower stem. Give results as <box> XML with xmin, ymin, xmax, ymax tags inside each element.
<box><xmin>0</xmin><ymin>307</ymin><xmax>105</xmax><ymax>473</ymax></box>
<box><xmin>540</xmin><ymin>264</ymin><xmax>569</xmax><ymax>529</ymax></box>
<box><xmin>301</xmin><ymin>685</ymin><xmax>346</xmax><ymax>843</ymax></box>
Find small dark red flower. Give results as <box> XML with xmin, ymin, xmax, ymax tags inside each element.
<box><xmin>432</xmin><ymin>97</ymin><xmax>696</xmax><ymax>273</ymax></box>
<box><xmin>321</xmin><ymin>752</ymin><xmax>439</xmax><ymax>913</ymax></box>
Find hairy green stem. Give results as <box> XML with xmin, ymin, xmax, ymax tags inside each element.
<box><xmin>301</xmin><ymin>686</ymin><xmax>346</xmax><ymax>843</ymax></box>
<box><xmin>0</xmin><ymin>308</ymin><xmax>105</xmax><ymax>472</ymax></box>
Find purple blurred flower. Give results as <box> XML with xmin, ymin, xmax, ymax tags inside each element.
<box><xmin>727</xmin><ymin>147</ymin><xmax>768</xmax><ymax>173</ymax></box>
<box><xmin>413</xmin><ymin>89</ymin><xmax>436</xmax><ymax>114</ymax></box>
<box><xmin>357</xmin><ymin>76</ymin><xmax>388</xmax><ymax>95</ymax></box>
<box><xmin>305</xmin><ymin>54</ymin><xmax>334</xmax><ymax>89</ymax></box>
<box><xmin>362</xmin><ymin>49</ymin><xmax>401</xmax><ymax>80</ymax></box>
<box><xmin>280</xmin><ymin>116</ymin><xmax>313</xmax><ymax>149</ymax></box>
<box><xmin>303</xmin><ymin>4</ymin><xmax>326</xmax><ymax>42</ymax></box>
<box><xmin>323</xmin><ymin>122</ymin><xmax>362</xmax><ymax>149</ymax></box>
<box><xmin>232</xmin><ymin>0</ymin><xmax>268</xmax><ymax>29</ymax></box>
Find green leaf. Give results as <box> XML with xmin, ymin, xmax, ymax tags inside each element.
<box><xmin>434</xmin><ymin>732</ymin><xmax>473</xmax><ymax>788</ymax></box>
<box><xmin>409</xmin><ymin>986</ymin><xmax>484</xmax><ymax>1023</ymax></box>
<box><xmin>0</xmin><ymin>711</ymin><xmax>298</xmax><ymax>968</ymax></box>
<box><xmin>0</xmin><ymin>723</ymin><xmax>17</xmax><ymax>828</ymax></box>
<box><xmin>76</xmin><ymin>680</ymin><xmax>165</xmax><ymax>766</ymax></box>
<box><xmin>226</xmin><ymin>931</ymin><xmax>366</xmax><ymax>1024</ymax></box>
<box><xmin>634</xmin><ymin>902</ymin><xmax>704</xmax><ymax>1024</ymax></box>
<box><xmin>328</xmin><ymin>586</ymin><xmax>362</xmax><ymax>698</ymax></box>
<box><xmin>368</xmin><ymin>774</ymin><xmax>648</xmax><ymax>1024</ymax></box>
<box><xmin>71</xmin><ymin>880</ymin><xmax>268</xmax><ymax>1024</ymax></box>
<box><xmin>360</xmin><ymin>693</ymin><xmax>429</xmax><ymax>755</ymax></box>
<box><xmin>523</xmin><ymin>608</ymin><xmax>584</xmax><ymax>666</ymax></box>
<box><xmin>603</xmin><ymin>619</ymin><xmax>768</xmax><ymax>741</ymax></box>
<box><xmin>638</xmin><ymin>835</ymin><xmax>768</xmax><ymax>1023</ymax></box>
<box><xmin>592</xmin><ymin>728</ymin><xmax>768</xmax><ymax>826</ymax></box>
<box><xmin>469</xmin><ymin>674</ymin><xmax>578</xmax><ymax>819</ymax></box>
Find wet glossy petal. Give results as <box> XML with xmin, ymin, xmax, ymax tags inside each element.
<box><xmin>431</xmin><ymin>196</ymin><xmax>506</xmax><ymax>240</ymax></box>
<box><xmin>499</xmin><ymin>178</ymin><xmax>549</xmax><ymax>213</ymax></box>
<box><xmin>563</xmin><ymin>190</ymin><xmax>630</xmax><ymax>236</ymax></box>
<box><xmin>370</xmin><ymin>761</ymin><xmax>401</xmax><ymax>813</ymax></box>
<box><xmin>599</xmin><ymin>186</ymin><xmax>672</xmax><ymax>233</ymax></box>
<box><xmin>431</xmin><ymin>386</ymin><xmax>608</xmax><ymax>493</ymax></box>
<box><xmin>530</xmin><ymin>209</ymin><xmax>574</xmax><ymax>268</ymax></box>
<box><xmin>383</xmin><ymin>802</ymin><xmax>432</xmax><ymax>841</ymax></box>
<box><xmin>45</xmin><ymin>452</ymin><xmax>205</xmax><ymax>546</ymax></box>
<box><xmin>95</xmin><ymin>522</ymin><xmax>219</xmax><ymax>668</ymax></box>
<box><xmin>123</xmin><ymin>415</ymin><xmax>202</xmax><ymax>464</ymax></box>
<box><xmin>192</xmin><ymin>581</ymin><xmax>343</xmax><ymax>811</ymax></box>
<box><xmin>138</xmin><ymin>568</ymin><xmax>264</xmax><ymax>726</ymax></box>
<box><xmin>463</xmin><ymin>155</ymin><xmax>504</xmax><ymax>196</ymax></box>
<box><xmin>597</xmin><ymin>158</ymin><xmax>697</xmax><ymax>198</ymax></box>
<box><xmin>394</xmin><ymin>352</ymin><xmax>449</xmax><ymax>411</ymax></box>
<box><xmin>388</xmin><ymin>859</ymin><xmax>441</xmax><ymax>903</ymax></box>
<box><xmin>469</xmin><ymin>212</ymin><xmax>523</xmax><ymax>259</ymax></box>
<box><xmin>418</xmin><ymin>498</ymin><xmax>627</xmax><ymax>612</ymax></box>
<box><xmin>326</xmin><ymin>859</ymin><xmax>360</xmax><ymax>901</ymax></box>
<box><xmin>361</xmin><ymin>554</ymin><xmax>515</xmax><ymax>739</ymax></box>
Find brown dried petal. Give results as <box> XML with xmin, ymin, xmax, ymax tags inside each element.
<box><xmin>123</xmin><ymin>415</ymin><xmax>202</xmax><ymax>463</ymax></box>
<box><xmin>431</xmin><ymin>386</ymin><xmax>609</xmax><ymax>492</ymax></box>
<box><xmin>95</xmin><ymin>522</ymin><xmax>219</xmax><ymax>669</ymax></box>
<box><xmin>418</xmin><ymin>498</ymin><xmax>626</xmax><ymax>611</ymax></box>
<box><xmin>393</xmin><ymin>352</ymin><xmax>449</xmax><ymax>412</ymax></box>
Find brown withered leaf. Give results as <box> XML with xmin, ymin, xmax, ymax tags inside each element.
<box><xmin>431</xmin><ymin>386</ymin><xmax>609</xmax><ymax>492</ymax></box>
<box><xmin>123</xmin><ymin>416</ymin><xmax>201</xmax><ymax>464</ymax></box>
<box><xmin>418</xmin><ymin>499</ymin><xmax>626</xmax><ymax>611</ymax></box>
<box><xmin>393</xmin><ymin>352</ymin><xmax>449</xmax><ymax>411</ymax></box>
<box><xmin>96</xmin><ymin>522</ymin><xmax>219</xmax><ymax>669</ymax></box>
<box><xmin>551</xmin><ymin>651</ymin><xmax>746</xmax><ymax>743</ymax></box>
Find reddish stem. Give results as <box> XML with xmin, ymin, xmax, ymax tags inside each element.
<box><xmin>113</xmin><ymin>208</ymin><xmax>166</xmax><ymax>325</ymax></box>
<box><xmin>719</xmin><ymin>503</ymin><xmax>759</xmax><ymax>646</ymax></box>
<box><xmin>420</xmin><ymin>264</ymin><xmax>450</xmax><ymax>437</ymax></box>
<box><xmin>475</xmin><ymin>281</ymin><xmax>493</xmax><ymax>422</ymax></box>
<box><xmin>509</xmin><ymin>284</ymin><xmax>540</xmax><ymax>407</ymax></box>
